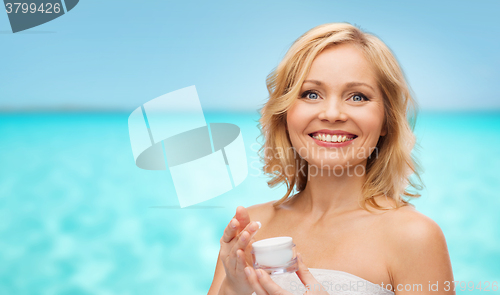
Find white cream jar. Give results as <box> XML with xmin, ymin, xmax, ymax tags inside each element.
<box><xmin>251</xmin><ymin>236</ymin><xmax>298</xmax><ymax>275</ymax></box>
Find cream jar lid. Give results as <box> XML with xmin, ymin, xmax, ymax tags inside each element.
<box><xmin>251</xmin><ymin>237</ymin><xmax>293</xmax><ymax>252</ymax></box>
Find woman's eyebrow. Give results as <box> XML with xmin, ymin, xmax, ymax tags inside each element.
<box><xmin>303</xmin><ymin>80</ymin><xmax>375</xmax><ymax>91</ymax></box>
<box><xmin>303</xmin><ymin>79</ymin><xmax>322</xmax><ymax>86</ymax></box>
<box><xmin>345</xmin><ymin>82</ymin><xmax>375</xmax><ymax>91</ymax></box>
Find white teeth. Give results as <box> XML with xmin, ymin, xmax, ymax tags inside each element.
<box><xmin>312</xmin><ymin>134</ymin><xmax>355</xmax><ymax>143</ymax></box>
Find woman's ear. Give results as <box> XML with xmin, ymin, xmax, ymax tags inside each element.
<box><xmin>380</xmin><ymin>123</ymin><xmax>387</xmax><ymax>136</ymax></box>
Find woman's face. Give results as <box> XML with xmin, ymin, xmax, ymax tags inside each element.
<box><xmin>286</xmin><ymin>43</ymin><xmax>386</xmax><ymax>173</ymax></box>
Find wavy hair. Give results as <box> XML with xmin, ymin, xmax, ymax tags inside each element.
<box><xmin>255</xmin><ymin>22</ymin><xmax>424</xmax><ymax>211</ymax></box>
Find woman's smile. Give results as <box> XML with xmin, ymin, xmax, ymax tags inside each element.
<box><xmin>309</xmin><ymin>133</ymin><xmax>357</xmax><ymax>147</ymax></box>
<box><xmin>308</xmin><ymin>129</ymin><xmax>358</xmax><ymax>147</ymax></box>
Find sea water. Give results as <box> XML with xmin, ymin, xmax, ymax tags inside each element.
<box><xmin>0</xmin><ymin>111</ymin><xmax>498</xmax><ymax>294</ymax></box>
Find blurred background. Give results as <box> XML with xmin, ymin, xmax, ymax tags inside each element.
<box><xmin>1</xmin><ymin>0</ymin><xmax>499</xmax><ymax>294</ymax></box>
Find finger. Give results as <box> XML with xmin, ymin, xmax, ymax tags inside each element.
<box><xmin>295</xmin><ymin>253</ymin><xmax>325</xmax><ymax>292</ymax></box>
<box><xmin>221</xmin><ymin>218</ymin><xmax>240</xmax><ymax>244</ymax></box>
<box><xmin>257</xmin><ymin>269</ymin><xmax>293</xmax><ymax>295</ymax></box>
<box><xmin>232</xmin><ymin>221</ymin><xmax>260</xmax><ymax>253</ymax></box>
<box><xmin>227</xmin><ymin>230</ymin><xmax>245</xmax><ymax>269</ymax></box>
<box><xmin>235</xmin><ymin>206</ymin><xmax>251</xmax><ymax>231</ymax></box>
<box><xmin>245</xmin><ymin>225</ymin><xmax>261</xmax><ymax>264</ymax></box>
<box><xmin>244</xmin><ymin>241</ymin><xmax>255</xmax><ymax>266</ymax></box>
<box><xmin>244</xmin><ymin>220</ymin><xmax>261</xmax><ymax>239</ymax></box>
<box><xmin>227</xmin><ymin>221</ymin><xmax>260</xmax><ymax>270</ymax></box>
<box><xmin>235</xmin><ymin>248</ymin><xmax>249</xmax><ymax>274</ymax></box>
<box><xmin>244</xmin><ymin>267</ymin><xmax>269</xmax><ymax>295</ymax></box>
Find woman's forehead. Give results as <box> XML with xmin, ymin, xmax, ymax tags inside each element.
<box><xmin>304</xmin><ymin>45</ymin><xmax>379</xmax><ymax>90</ymax></box>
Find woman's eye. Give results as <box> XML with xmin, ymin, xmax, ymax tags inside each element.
<box><xmin>351</xmin><ymin>94</ymin><xmax>368</xmax><ymax>102</ymax></box>
<box><xmin>301</xmin><ymin>91</ymin><xmax>319</xmax><ymax>100</ymax></box>
<box><xmin>308</xmin><ymin>92</ymin><xmax>318</xmax><ymax>100</ymax></box>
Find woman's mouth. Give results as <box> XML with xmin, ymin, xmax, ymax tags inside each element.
<box><xmin>308</xmin><ymin>133</ymin><xmax>357</xmax><ymax>147</ymax></box>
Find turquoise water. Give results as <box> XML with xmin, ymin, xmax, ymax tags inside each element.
<box><xmin>0</xmin><ymin>111</ymin><xmax>499</xmax><ymax>294</ymax></box>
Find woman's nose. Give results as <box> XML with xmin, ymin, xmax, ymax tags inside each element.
<box><xmin>318</xmin><ymin>97</ymin><xmax>347</xmax><ymax>123</ymax></box>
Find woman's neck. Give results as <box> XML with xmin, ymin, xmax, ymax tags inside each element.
<box><xmin>292</xmin><ymin>162</ymin><xmax>367</xmax><ymax>221</ymax></box>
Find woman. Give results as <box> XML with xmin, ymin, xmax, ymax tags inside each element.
<box><xmin>208</xmin><ymin>22</ymin><xmax>454</xmax><ymax>295</ymax></box>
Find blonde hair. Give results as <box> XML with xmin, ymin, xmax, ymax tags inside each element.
<box><xmin>256</xmin><ymin>22</ymin><xmax>424</xmax><ymax>211</ymax></box>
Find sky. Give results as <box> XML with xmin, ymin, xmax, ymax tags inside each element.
<box><xmin>0</xmin><ymin>0</ymin><xmax>499</xmax><ymax>111</ymax></box>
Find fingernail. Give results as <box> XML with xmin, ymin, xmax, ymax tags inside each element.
<box><xmin>256</xmin><ymin>221</ymin><xmax>261</xmax><ymax>229</ymax></box>
<box><xmin>256</xmin><ymin>269</ymin><xmax>263</xmax><ymax>278</ymax></box>
<box><xmin>244</xmin><ymin>267</ymin><xmax>251</xmax><ymax>277</ymax></box>
<box><xmin>230</xmin><ymin>219</ymin><xmax>236</xmax><ymax>229</ymax></box>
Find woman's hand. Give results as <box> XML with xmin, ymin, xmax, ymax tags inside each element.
<box><xmin>219</xmin><ymin>206</ymin><xmax>261</xmax><ymax>295</ymax></box>
<box><xmin>244</xmin><ymin>253</ymin><xmax>330</xmax><ymax>295</ymax></box>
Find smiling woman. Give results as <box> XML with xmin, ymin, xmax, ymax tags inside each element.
<box><xmin>208</xmin><ymin>23</ymin><xmax>454</xmax><ymax>295</ymax></box>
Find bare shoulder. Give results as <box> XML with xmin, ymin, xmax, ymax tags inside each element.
<box><xmin>368</xmin><ymin>197</ymin><xmax>444</xmax><ymax>238</ymax></box>
<box><xmin>381</xmin><ymin>204</ymin><xmax>445</xmax><ymax>245</ymax></box>
<box><xmin>379</xmin><ymin>204</ymin><xmax>455</xmax><ymax>284</ymax></box>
